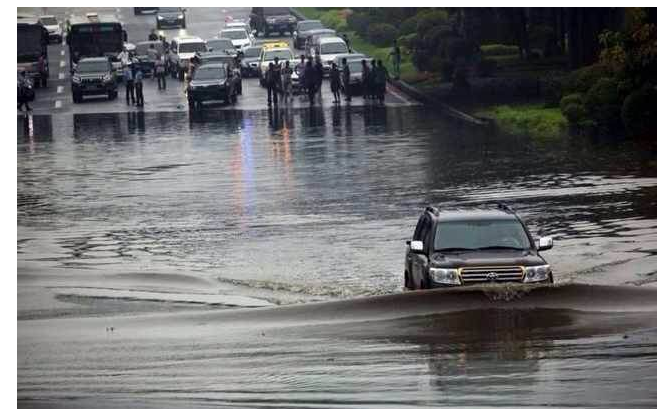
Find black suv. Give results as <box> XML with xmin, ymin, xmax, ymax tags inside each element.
<box><xmin>250</xmin><ymin>7</ymin><xmax>297</xmax><ymax>37</ymax></box>
<box><xmin>187</xmin><ymin>63</ymin><xmax>238</xmax><ymax>110</ymax></box>
<box><xmin>71</xmin><ymin>57</ymin><xmax>117</xmax><ymax>103</ymax></box>
<box><xmin>404</xmin><ymin>205</ymin><xmax>554</xmax><ymax>290</ymax></box>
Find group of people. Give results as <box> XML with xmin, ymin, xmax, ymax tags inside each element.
<box><xmin>263</xmin><ymin>54</ymin><xmax>389</xmax><ymax>107</ymax></box>
<box><xmin>118</xmin><ymin>38</ymin><xmax>171</xmax><ymax>108</ymax></box>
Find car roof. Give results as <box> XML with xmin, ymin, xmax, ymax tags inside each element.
<box><xmin>435</xmin><ymin>208</ymin><xmax>518</xmax><ymax>222</ymax></box>
<box><xmin>79</xmin><ymin>57</ymin><xmax>110</xmax><ymax>63</ymax></box>
<box><xmin>220</xmin><ymin>28</ymin><xmax>246</xmax><ymax>32</ymax></box>
<box><xmin>262</xmin><ymin>41</ymin><xmax>290</xmax><ymax>49</ymax></box>
<box><xmin>39</xmin><ymin>15</ymin><xmax>56</xmax><ymax>19</ymax></box>
<box><xmin>208</xmin><ymin>37</ymin><xmax>232</xmax><ymax>42</ymax></box>
<box><xmin>317</xmin><ymin>36</ymin><xmax>345</xmax><ymax>44</ymax></box>
<box><xmin>175</xmin><ymin>36</ymin><xmax>204</xmax><ymax>44</ymax></box>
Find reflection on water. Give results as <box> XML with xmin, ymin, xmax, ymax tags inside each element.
<box><xmin>17</xmin><ymin>106</ymin><xmax>656</xmax><ymax>300</ymax></box>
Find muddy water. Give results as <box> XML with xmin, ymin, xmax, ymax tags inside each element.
<box><xmin>17</xmin><ymin>106</ymin><xmax>656</xmax><ymax>407</ymax></box>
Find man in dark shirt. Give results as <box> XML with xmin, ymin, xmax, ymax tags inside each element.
<box><xmin>341</xmin><ymin>58</ymin><xmax>351</xmax><ymax>102</ymax></box>
<box><xmin>303</xmin><ymin>60</ymin><xmax>317</xmax><ymax>105</ymax></box>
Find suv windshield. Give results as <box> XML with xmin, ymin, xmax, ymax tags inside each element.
<box><xmin>160</xmin><ymin>7</ymin><xmax>180</xmax><ymax>13</ymax></box>
<box><xmin>320</xmin><ymin>42</ymin><xmax>348</xmax><ymax>55</ymax></box>
<box><xmin>221</xmin><ymin>30</ymin><xmax>246</xmax><ymax>40</ymax></box>
<box><xmin>265</xmin><ymin>7</ymin><xmax>291</xmax><ymax>15</ymax></box>
<box><xmin>39</xmin><ymin>17</ymin><xmax>58</xmax><ymax>25</ymax></box>
<box><xmin>194</xmin><ymin>66</ymin><xmax>225</xmax><ymax>81</ymax></box>
<box><xmin>78</xmin><ymin>60</ymin><xmax>109</xmax><ymax>73</ymax></box>
<box><xmin>179</xmin><ymin>42</ymin><xmax>207</xmax><ymax>53</ymax></box>
<box><xmin>434</xmin><ymin>219</ymin><xmax>531</xmax><ymax>251</ymax></box>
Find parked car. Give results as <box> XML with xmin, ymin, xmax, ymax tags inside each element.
<box><xmin>292</xmin><ymin>20</ymin><xmax>324</xmax><ymax>49</ymax></box>
<box><xmin>341</xmin><ymin>58</ymin><xmax>367</xmax><ymax>95</ymax></box>
<box><xmin>249</xmin><ymin>7</ymin><xmax>297</xmax><ymax>37</ymax></box>
<box><xmin>71</xmin><ymin>57</ymin><xmax>117</xmax><ymax>103</ymax></box>
<box><xmin>240</xmin><ymin>45</ymin><xmax>262</xmax><ymax>77</ymax></box>
<box><xmin>37</xmin><ymin>15</ymin><xmax>63</xmax><ymax>43</ymax></box>
<box><xmin>206</xmin><ymin>38</ymin><xmax>237</xmax><ymax>55</ymax></box>
<box><xmin>168</xmin><ymin>36</ymin><xmax>207</xmax><ymax>81</ymax></box>
<box><xmin>156</xmin><ymin>7</ymin><xmax>186</xmax><ymax>29</ymax></box>
<box><xmin>218</xmin><ymin>28</ymin><xmax>254</xmax><ymax>50</ymax></box>
<box><xmin>187</xmin><ymin>63</ymin><xmax>237</xmax><ymax>110</ymax></box>
<box><xmin>404</xmin><ymin>205</ymin><xmax>554</xmax><ymax>290</ymax></box>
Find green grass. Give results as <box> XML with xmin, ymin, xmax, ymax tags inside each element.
<box><xmin>476</xmin><ymin>104</ymin><xmax>568</xmax><ymax>139</ymax></box>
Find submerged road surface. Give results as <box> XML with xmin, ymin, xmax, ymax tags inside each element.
<box><xmin>18</xmin><ymin>6</ymin><xmax>656</xmax><ymax>409</ymax></box>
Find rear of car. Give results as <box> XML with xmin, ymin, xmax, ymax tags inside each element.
<box><xmin>218</xmin><ymin>28</ymin><xmax>253</xmax><ymax>50</ymax></box>
<box><xmin>207</xmin><ymin>38</ymin><xmax>237</xmax><ymax>55</ymax></box>
<box><xmin>156</xmin><ymin>7</ymin><xmax>186</xmax><ymax>29</ymax></box>
<box><xmin>293</xmin><ymin>20</ymin><xmax>324</xmax><ymax>49</ymax></box>
<box><xmin>187</xmin><ymin>63</ymin><xmax>235</xmax><ymax>109</ymax></box>
<box><xmin>71</xmin><ymin>57</ymin><xmax>117</xmax><ymax>102</ymax></box>
<box><xmin>38</xmin><ymin>16</ymin><xmax>62</xmax><ymax>43</ymax></box>
<box><xmin>240</xmin><ymin>45</ymin><xmax>262</xmax><ymax>77</ymax></box>
<box><xmin>169</xmin><ymin>37</ymin><xmax>207</xmax><ymax>80</ymax></box>
<box><xmin>315</xmin><ymin>37</ymin><xmax>349</xmax><ymax>77</ymax></box>
<box><xmin>258</xmin><ymin>7</ymin><xmax>297</xmax><ymax>36</ymax></box>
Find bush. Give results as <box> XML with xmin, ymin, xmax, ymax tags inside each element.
<box><xmin>399</xmin><ymin>14</ymin><xmax>421</xmax><ymax>36</ymax></box>
<box><xmin>584</xmin><ymin>77</ymin><xmax>622</xmax><ymax>132</ymax></box>
<box><xmin>562</xmin><ymin>103</ymin><xmax>587</xmax><ymax>124</ymax></box>
<box><xmin>397</xmin><ymin>33</ymin><xmax>417</xmax><ymax>49</ymax></box>
<box><xmin>367</xmin><ymin>23</ymin><xmax>399</xmax><ymax>47</ymax></box>
<box><xmin>480</xmin><ymin>44</ymin><xmax>518</xmax><ymax>57</ymax></box>
<box><xmin>416</xmin><ymin>9</ymin><xmax>450</xmax><ymax>38</ymax></box>
<box><xmin>476</xmin><ymin>58</ymin><xmax>497</xmax><ymax>77</ymax></box>
<box><xmin>347</xmin><ymin>12</ymin><xmax>370</xmax><ymax>36</ymax></box>
<box><xmin>321</xmin><ymin>9</ymin><xmax>348</xmax><ymax>33</ymax></box>
<box><xmin>563</xmin><ymin>63</ymin><xmax>612</xmax><ymax>94</ymax></box>
<box><xmin>621</xmin><ymin>86</ymin><xmax>656</xmax><ymax>137</ymax></box>
<box><xmin>559</xmin><ymin>93</ymin><xmax>584</xmax><ymax>112</ymax></box>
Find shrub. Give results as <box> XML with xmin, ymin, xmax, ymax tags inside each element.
<box><xmin>562</xmin><ymin>103</ymin><xmax>587</xmax><ymax>124</ymax></box>
<box><xmin>397</xmin><ymin>33</ymin><xmax>417</xmax><ymax>49</ymax></box>
<box><xmin>347</xmin><ymin>12</ymin><xmax>370</xmax><ymax>36</ymax></box>
<box><xmin>563</xmin><ymin>63</ymin><xmax>612</xmax><ymax>94</ymax></box>
<box><xmin>367</xmin><ymin>23</ymin><xmax>399</xmax><ymax>47</ymax></box>
<box><xmin>321</xmin><ymin>9</ymin><xmax>348</xmax><ymax>33</ymax></box>
<box><xmin>477</xmin><ymin>58</ymin><xmax>497</xmax><ymax>77</ymax></box>
<box><xmin>399</xmin><ymin>14</ymin><xmax>421</xmax><ymax>36</ymax></box>
<box><xmin>416</xmin><ymin>9</ymin><xmax>450</xmax><ymax>38</ymax></box>
<box><xmin>559</xmin><ymin>93</ymin><xmax>584</xmax><ymax>112</ymax></box>
<box><xmin>621</xmin><ymin>86</ymin><xmax>656</xmax><ymax>137</ymax></box>
<box><xmin>584</xmin><ymin>77</ymin><xmax>622</xmax><ymax>132</ymax></box>
<box><xmin>480</xmin><ymin>44</ymin><xmax>518</xmax><ymax>57</ymax></box>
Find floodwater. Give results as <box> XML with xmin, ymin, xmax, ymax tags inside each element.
<box><xmin>17</xmin><ymin>106</ymin><xmax>656</xmax><ymax>408</ymax></box>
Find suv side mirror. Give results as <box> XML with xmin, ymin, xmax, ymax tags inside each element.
<box><xmin>409</xmin><ymin>240</ymin><xmax>424</xmax><ymax>254</ymax></box>
<box><xmin>537</xmin><ymin>236</ymin><xmax>553</xmax><ymax>251</ymax></box>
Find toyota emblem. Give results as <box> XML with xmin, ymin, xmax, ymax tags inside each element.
<box><xmin>486</xmin><ymin>272</ymin><xmax>498</xmax><ymax>281</ymax></box>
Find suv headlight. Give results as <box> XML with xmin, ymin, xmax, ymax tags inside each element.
<box><xmin>72</xmin><ymin>74</ymin><xmax>81</xmax><ymax>84</ymax></box>
<box><xmin>157</xmin><ymin>15</ymin><xmax>164</xmax><ymax>20</ymax></box>
<box><xmin>102</xmin><ymin>73</ymin><xmax>112</xmax><ymax>82</ymax></box>
<box><xmin>178</xmin><ymin>14</ymin><xmax>184</xmax><ymax>19</ymax></box>
<box><xmin>429</xmin><ymin>268</ymin><xmax>461</xmax><ymax>285</ymax></box>
<box><xmin>523</xmin><ymin>265</ymin><xmax>552</xmax><ymax>283</ymax></box>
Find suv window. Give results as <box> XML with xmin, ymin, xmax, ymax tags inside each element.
<box><xmin>433</xmin><ymin>219</ymin><xmax>531</xmax><ymax>251</ymax></box>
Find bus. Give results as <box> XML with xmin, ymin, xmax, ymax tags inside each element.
<box><xmin>17</xmin><ymin>17</ymin><xmax>49</xmax><ymax>88</ymax></box>
<box><xmin>65</xmin><ymin>13</ymin><xmax>126</xmax><ymax>70</ymax></box>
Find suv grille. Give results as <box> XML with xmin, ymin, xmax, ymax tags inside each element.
<box><xmin>460</xmin><ymin>266</ymin><xmax>524</xmax><ymax>283</ymax></box>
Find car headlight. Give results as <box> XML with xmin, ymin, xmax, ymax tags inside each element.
<box><xmin>102</xmin><ymin>73</ymin><xmax>112</xmax><ymax>82</ymax></box>
<box><xmin>157</xmin><ymin>15</ymin><xmax>164</xmax><ymax>20</ymax></box>
<box><xmin>523</xmin><ymin>264</ymin><xmax>552</xmax><ymax>283</ymax></box>
<box><xmin>267</xmin><ymin>18</ymin><xmax>276</xmax><ymax>24</ymax></box>
<box><xmin>178</xmin><ymin>14</ymin><xmax>184</xmax><ymax>19</ymax></box>
<box><xmin>429</xmin><ymin>268</ymin><xmax>461</xmax><ymax>285</ymax></box>
<box><xmin>72</xmin><ymin>74</ymin><xmax>81</xmax><ymax>84</ymax></box>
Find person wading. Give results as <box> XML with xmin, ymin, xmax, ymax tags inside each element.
<box><xmin>303</xmin><ymin>59</ymin><xmax>317</xmax><ymax>105</ymax></box>
<box><xmin>329</xmin><ymin>62</ymin><xmax>341</xmax><ymax>104</ymax></box>
<box><xmin>369</xmin><ymin>60</ymin><xmax>378</xmax><ymax>100</ymax></box>
<box><xmin>123</xmin><ymin>63</ymin><xmax>135</xmax><ymax>105</ymax></box>
<box><xmin>341</xmin><ymin>58</ymin><xmax>351</xmax><ymax>102</ymax></box>
<box><xmin>17</xmin><ymin>71</ymin><xmax>33</xmax><ymax>112</ymax></box>
<box><xmin>361</xmin><ymin>59</ymin><xmax>370</xmax><ymax>100</ymax></box>
<box><xmin>375</xmin><ymin>60</ymin><xmax>388</xmax><ymax>102</ymax></box>
<box><xmin>265</xmin><ymin>62</ymin><xmax>280</xmax><ymax>106</ymax></box>
<box><xmin>281</xmin><ymin>60</ymin><xmax>293</xmax><ymax>103</ymax></box>
<box><xmin>155</xmin><ymin>51</ymin><xmax>167</xmax><ymax>90</ymax></box>
<box><xmin>315</xmin><ymin>56</ymin><xmax>323</xmax><ymax>98</ymax></box>
<box><xmin>389</xmin><ymin>39</ymin><xmax>401</xmax><ymax>80</ymax></box>
<box><xmin>134</xmin><ymin>67</ymin><xmax>145</xmax><ymax>107</ymax></box>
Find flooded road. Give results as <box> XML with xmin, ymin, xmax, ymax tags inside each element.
<box><xmin>17</xmin><ymin>105</ymin><xmax>656</xmax><ymax>407</ymax></box>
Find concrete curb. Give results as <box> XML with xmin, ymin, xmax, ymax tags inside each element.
<box><xmin>389</xmin><ymin>79</ymin><xmax>488</xmax><ymax>126</ymax></box>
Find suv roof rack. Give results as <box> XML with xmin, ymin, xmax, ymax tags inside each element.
<box><xmin>496</xmin><ymin>202</ymin><xmax>516</xmax><ymax>213</ymax></box>
<box><xmin>425</xmin><ymin>206</ymin><xmax>440</xmax><ymax>216</ymax></box>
